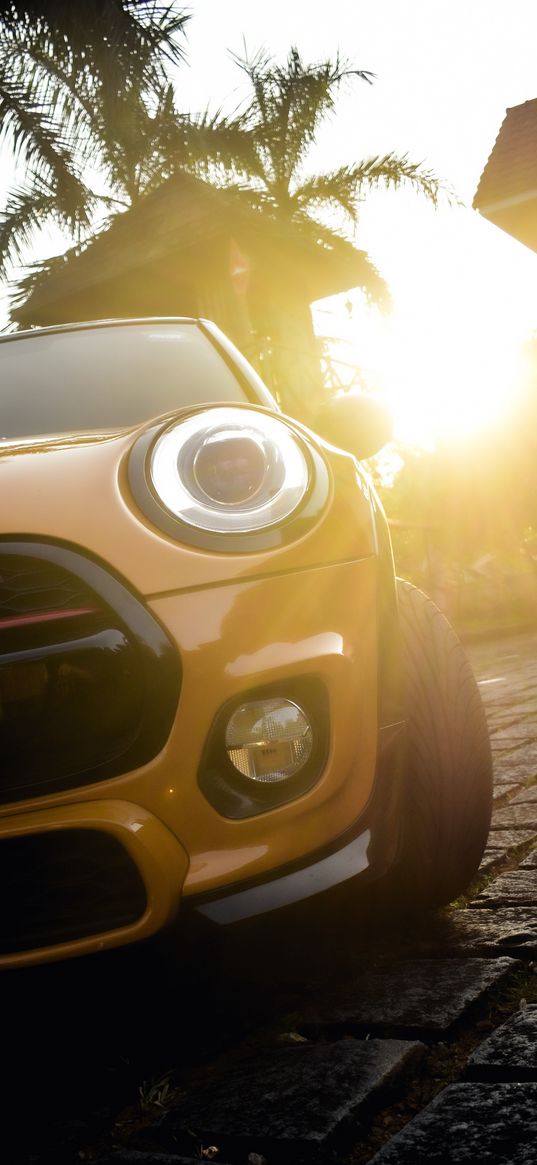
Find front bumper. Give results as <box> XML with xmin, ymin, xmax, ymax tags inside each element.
<box><xmin>0</xmin><ymin>716</ymin><xmax>404</xmax><ymax>970</ymax></box>
<box><xmin>0</xmin><ymin>552</ymin><xmax>401</xmax><ymax>968</ymax></box>
<box><xmin>0</xmin><ymin>799</ymin><xmax>189</xmax><ymax>970</ymax></box>
<box><xmin>187</xmin><ymin>718</ymin><xmax>405</xmax><ymax>927</ymax></box>
<box><xmin>192</xmin><ymin>829</ymin><xmax>374</xmax><ymax>926</ymax></box>
<box><xmin>0</xmin><ymin>659</ymin><xmax>405</xmax><ymax>968</ymax></box>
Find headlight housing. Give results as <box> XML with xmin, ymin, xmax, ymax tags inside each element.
<box><xmin>129</xmin><ymin>405</ymin><xmax>329</xmax><ymax>552</ymax></box>
<box><xmin>151</xmin><ymin>408</ymin><xmax>309</xmax><ymax>534</ymax></box>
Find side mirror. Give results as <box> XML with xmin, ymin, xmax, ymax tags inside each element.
<box><xmin>312</xmin><ymin>392</ymin><xmax>393</xmax><ymax>461</ymax></box>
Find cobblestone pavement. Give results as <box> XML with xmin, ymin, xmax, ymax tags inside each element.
<box><xmin>10</xmin><ymin>632</ymin><xmax>537</xmax><ymax>1165</ymax></box>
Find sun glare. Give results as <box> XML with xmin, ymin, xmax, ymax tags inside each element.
<box><xmin>323</xmin><ymin>308</ymin><xmax>527</xmax><ymax>449</ymax></box>
<box><xmin>372</xmin><ymin>309</ymin><xmax>526</xmax><ymax>448</ymax></box>
<box><xmin>314</xmin><ymin>203</ymin><xmax>537</xmax><ymax>451</ymax></box>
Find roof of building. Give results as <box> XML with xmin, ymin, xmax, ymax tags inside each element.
<box><xmin>473</xmin><ymin>98</ymin><xmax>537</xmax><ymax>210</ymax></box>
<box><xmin>13</xmin><ymin>170</ymin><xmax>386</xmax><ymax>327</ymax></box>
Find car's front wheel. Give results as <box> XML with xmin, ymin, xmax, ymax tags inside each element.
<box><xmin>392</xmin><ymin>578</ymin><xmax>493</xmax><ymax>908</ymax></box>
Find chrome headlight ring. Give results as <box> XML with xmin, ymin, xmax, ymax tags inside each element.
<box><xmin>128</xmin><ymin>405</ymin><xmax>330</xmax><ymax>552</ymax></box>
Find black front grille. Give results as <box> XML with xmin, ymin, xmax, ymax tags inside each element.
<box><xmin>0</xmin><ymin>555</ymin><xmax>94</xmax><ymax>619</ymax></box>
<box><xmin>0</xmin><ymin>542</ymin><xmax>181</xmax><ymax>803</ymax></box>
<box><xmin>0</xmin><ymin>829</ymin><xmax>147</xmax><ymax>955</ymax></box>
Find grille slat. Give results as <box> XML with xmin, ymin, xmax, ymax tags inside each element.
<box><xmin>0</xmin><ymin>558</ymin><xmax>94</xmax><ymax>617</ymax></box>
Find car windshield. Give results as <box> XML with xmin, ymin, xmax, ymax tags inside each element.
<box><xmin>0</xmin><ymin>322</ymin><xmax>256</xmax><ymax>439</ymax></box>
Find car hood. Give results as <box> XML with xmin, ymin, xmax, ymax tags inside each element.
<box><xmin>0</xmin><ymin>422</ymin><xmax>376</xmax><ymax>595</ymax></box>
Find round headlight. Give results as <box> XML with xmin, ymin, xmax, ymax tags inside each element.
<box><xmin>149</xmin><ymin>407</ymin><xmax>309</xmax><ymax>533</ymax></box>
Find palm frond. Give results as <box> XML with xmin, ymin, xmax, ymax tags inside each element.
<box><xmin>294</xmin><ymin>156</ymin><xmax>457</xmax><ymax>220</ymax></box>
<box><xmin>231</xmin><ymin>45</ymin><xmax>374</xmax><ymax>193</ymax></box>
<box><xmin>8</xmin><ymin>245</ymin><xmax>82</xmax><ymax>322</ymax></box>
<box><xmin>12</xmin><ymin>37</ymin><xmax>98</xmax><ymax>149</ymax></box>
<box><xmin>175</xmin><ymin>109</ymin><xmax>264</xmax><ymax>180</ymax></box>
<box><xmin>292</xmin><ymin>170</ymin><xmax>363</xmax><ymax>223</ymax></box>
<box><xmin>334</xmin><ymin>154</ymin><xmax>458</xmax><ymax>207</ymax></box>
<box><xmin>0</xmin><ymin>70</ymin><xmax>77</xmax><ymax>180</ymax></box>
<box><xmin>0</xmin><ymin>163</ymin><xmax>108</xmax><ymax>279</ymax></box>
<box><xmin>0</xmin><ymin>2</ymin><xmax>190</xmax><ymax>187</ymax></box>
<box><xmin>0</xmin><ymin>29</ymin><xmax>105</xmax><ymax>183</ymax></box>
<box><xmin>0</xmin><ymin>181</ymin><xmax>58</xmax><ymax>277</ymax></box>
<box><xmin>0</xmin><ymin>3</ymin><xmax>189</xmax><ymax>92</ymax></box>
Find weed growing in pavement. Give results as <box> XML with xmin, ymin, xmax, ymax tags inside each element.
<box><xmin>138</xmin><ymin>1069</ymin><xmax>180</xmax><ymax>1113</ymax></box>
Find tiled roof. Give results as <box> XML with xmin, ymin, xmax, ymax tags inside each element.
<box><xmin>473</xmin><ymin>98</ymin><xmax>537</xmax><ymax>209</ymax></box>
<box><xmin>14</xmin><ymin>170</ymin><xmax>387</xmax><ymax>325</ymax></box>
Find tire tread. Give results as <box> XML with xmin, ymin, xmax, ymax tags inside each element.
<box><xmin>395</xmin><ymin>578</ymin><xmax>492</xmax><ymax>907</ymax></box>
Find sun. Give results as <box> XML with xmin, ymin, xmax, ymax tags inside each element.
<box><xmin>314</xmin><ymin>293</ymin><xmax>526</xmax><ymax>447</ymax></box>
<box><xmin>319</xmin><ymin>305</ymin><xmax>526</xmax><ymax>449</ymax></box>
<box><xmin>314</xmin><ymin>274</ymin><xmax>532</xmax><ymax>451</ymax></box>
<box><xmin>371</xmin><ymin>308</ymin><xmax>527</xmax><ymax>448</ymax></box>
<box><xmin>313</xmin><ymin>194</ymin><xmax>537</xmax><ymax>451</ymax></box>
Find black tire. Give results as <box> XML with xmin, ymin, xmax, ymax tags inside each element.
<box><xmin>394</xmin><ymin>578</ymin><xmax>492</xmax><ymax>908</ymax></box>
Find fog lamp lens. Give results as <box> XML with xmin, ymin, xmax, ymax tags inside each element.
<box><xmin>225</xmin><ymin>698</ymin><xmax>313</xmax><ymax>784</ymax></box>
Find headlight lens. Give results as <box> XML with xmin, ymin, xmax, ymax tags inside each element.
<box><xmin>149</xmin><ymin>407</ymin><xmax>310</xmax><ymax>533</ymax></box>
<box><xmin>225</xmin><ymin>698</ymin><xmax>313</xmax><ymax>783</ymax></box>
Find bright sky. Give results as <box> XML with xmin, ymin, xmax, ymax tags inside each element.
<box><xmin>178</xmin><ymin>0</ymin><xmax>537</xmax><ymax>446</ymax></box>
<box><xmin>4</xmin><ymin>0</ymin><xmax>537</xmax><ymax>446</ymax></box>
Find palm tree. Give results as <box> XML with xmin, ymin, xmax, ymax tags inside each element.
<box><xmin>1</xmin><ymin>31</ymin><xmax>453</xmax><ymax>415</ymax></box>
<box><xmin>0</xmin><ymin>2</ymin><xmax>192</xmax><ymax>279</ymax></box>
<box><xmin>218</xmin><ymin>46</ymin><xmax>450</xmax><ymax>233</ymax></box>
<box><xmin>0</xmin><ymin>2</ymin><xmax>188</xmax><ymax>142</ymax></box>
<box><xmin>206</xmin><ymin>46</ymin><xmax>453</xmax><ymax>407</ymax></box>
<box><xmin>0</xmin><ymin>4</ymin><xmax>259</xmax><ymax>304</ymax></box>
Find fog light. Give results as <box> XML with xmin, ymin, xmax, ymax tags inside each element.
<box><xmin>225</xmin><ymin>698</ymin><xmax>313</xmax><ymax>783</ymax></box>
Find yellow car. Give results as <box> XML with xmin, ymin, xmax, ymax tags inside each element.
<box><xmin>0</xmin><ymin>318</ymin><xmax>492</xmax><ymax>968</ymax></box>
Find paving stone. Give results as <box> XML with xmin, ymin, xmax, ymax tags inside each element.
<box><xmin>491</xmin><ymin>730</ymin><xmax>536</xmax><ymax>744</ymax></box>
<box><xmin>471</xmin><ymin>869</ymin><xmax>537</xmax><ymax>907</ymax></box>
<box><xmin>494</xmin><ymin>701</ymin><xmax>537</xmax><ymax>719</ymax></box>
<box><xmin>486</xmin><ymin>829</ymin><xmax>536</xmax><ymax>849</ymax></box>
<box><xmin>489</xmin><ymin>745</ymin><xmax>535</xmax><ymax>773</ymax></box>
<box><xmin>151</xmin><ymin>1040</ymin><xmax>423</xmax><ymax>1160</ymax></box>
<box><xmin>478</xmin><ymin>850</ymin><xmax>507</xmax><ymax>875</ymax></box>
<box><xmin>490</xmin><ymin>720</ymin><xmax>525</xmax><ymax>735</ymax></box>
<box><xmin>520</xmin><ymin>848</ymin><xmax>537</xmax><ymax>868</ymax></box>
<box><xmin>491</xmin><ymin>726</ymin><xmax>535</xmax><ymax>743</ymax></box>
<box><xmin>298</xmin><ymin>958</ymin><xmax>517</xmax><ymax>1038</ymax></box>
<box><xmin>482</xmin><ymin>703</ymin><xmax>511</xmax><ymax>718</ymax></box>
<box><xmin>95</xmin><ymin>1154</ymin><xmax>207</xmax><ymax>1164</ymax></box>
<box><xmin>467</xmin><ymin>1004</ymin><xmax>537</xmax><ymax>1079</ymax></box>
<box><xmin>367</xmin><ymin>1082</ymin><xmax>537</xmax><ymax>1163</ymax></box>
<box><xmin>449</xmin><ymin>909</ymin><xmax>537</xmax><ymax>955</ymax></box>
<box><xmin>491</xmin><ymin>743</ymin><xmax>526</xmax><ymax>755</ymax></box>
<box><xmin>401</xmin><ymin>908</ymin><xmax>537</xmax><ymax>957</ymax></box>
<box><xmin>492</xmin><ymin>782</ymin><xmax>522</xmax><ymax>802</ymax></box>
<box><xmin>490</xmin><ymin>729</ymin><xmax>534</xmax><ymax>744</ymax></box>
<box><xmin>509</xmin><ymin>701</ymin><xmax>537</xmax><ymax>718</ymax></box>
<box><xmin>490</xmin><ymin>805</ymin><xmax>537</xmax><ymax>830</ymax></box>
<box><xmin>490</xmin><ymin>743</ymin><xmax>537</xmax><ymax>770</ymax></box>
<box><xmin>490</xmin><ymin>765</ymin><xmax>535</xmax><ymax>784</ymax></box>
<box><xmin>511</xmin><ymin>785</ymin><xmax>537</xmax><ymax>804</ymax></box>
<box><xmin>488</xmin><ymin>709</ymin><xmax>530</xmax><ymax>728</ymax></box>
<box><xmin>491</xmin><ymin>717</ymin><xmax>533</xmax><ymax>736</ymax></box>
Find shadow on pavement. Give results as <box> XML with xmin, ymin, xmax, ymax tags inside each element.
<box><xmin>2</xmin><ymin>889</ymin><xmax>443</xmax><ymax>1163</ymax></box>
